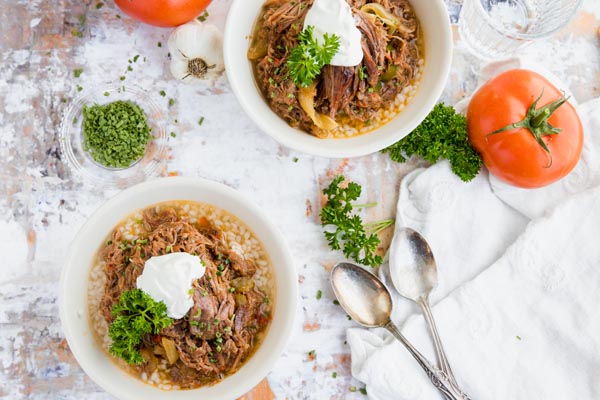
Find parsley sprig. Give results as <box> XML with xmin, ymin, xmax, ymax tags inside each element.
<box><xmin>287</xmin><ymin>25</ymin><xmax>340</xmax><ymax>87</ymax></box>
<box><xmin>108</xmin><ymin>289</ymin><xmax>173</xmax><ymax>365</ymax></box>
<box><xmin>382</xmin><ymin>103</ymin><xmax>482</xmax><ymax>182</ymax></box>
<box><xmin>320</xmin><ymin>176</ymin><xmax>393</xmax><ymax>268</ymax></box>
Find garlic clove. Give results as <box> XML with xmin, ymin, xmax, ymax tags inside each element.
<box><xmin>168</xmin><ymin>20</ymin><xmax>224</xmax><ymax>83</ymax></box>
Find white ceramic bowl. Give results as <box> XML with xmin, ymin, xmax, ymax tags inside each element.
<box><xmin>59</xmin><ymin>177</ymin><xmax>297</xmax><ymax>400</ymax></box>
<box><xmin>224</xmin><ymin>0</ymin><xmax>452</xmax><ymax>158</ymax></box>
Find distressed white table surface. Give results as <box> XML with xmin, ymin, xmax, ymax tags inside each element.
<box><xmin>1</xmin><ymin>0</ymin><xmax>599</xmax><ymax>399</ymax></box>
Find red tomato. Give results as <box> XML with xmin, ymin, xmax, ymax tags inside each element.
<box><xmin>467</xmin><ymin>69</ymin><xmax>583</xmax><ymax>188</ymax></box>
<box><xmin>114</xmin><ymin>0</ymin><xmax>212</xmax><ymax>27</ymax></box>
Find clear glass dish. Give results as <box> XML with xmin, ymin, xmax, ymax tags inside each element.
<box><xmin>60</xmin><ymin>84</ymin><xmax>168</xmax><ymax>189</ymax></box>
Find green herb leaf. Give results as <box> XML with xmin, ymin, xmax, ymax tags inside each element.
<box><xmin>316</xmin><ymin>290</ymin><xmax>322</xmax><ymax>300</ymax></box>
<box><xmin>320</xmin><ymin>176</ymin><xmax>387</xmax><ymax>268</ymax></box>
<box><xmin>287</xmin><ymin>25</ymin><xmax>340</xmax><ymax>87</ymax></box>
<box><xmin>108</xmin><ymin>289</ymin><xmax>173</xmax><ymax>365</ymax></box>
<box><xmin>382</xmin><ymin>103</ymin><xmax>482</xmax><ymax>182</ymax></box>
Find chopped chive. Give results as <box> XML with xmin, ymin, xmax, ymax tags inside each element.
<box><xmin>165</xmin><ymin>245</ymin><xmax>172</xmax><ymax>253</ymax></box>
<box><xmin>360</xmin><ymin>387</ymin><xmax>367</xmax><ymax>395</ymax></box>
<box><xmin>159</xmin><ymin>90</ymin><xmax>166</xmax><ymax>97</ymax></box>
<box><xmin>96</xmin><ymin>2</ymin><xmax>104</xmax><ymax>9</ymax></box>
<box><xmin>198</xmin><ymin>117</ymin><xmax>205</xmax><ymax>126</ymax></box>
<box><xmin>103</xmin><ymin>91</ymin><xmax>110</xmax><ymax>97</ymax></box>
<box><xmin>170</xmin><ymin>132</ymin><xmax>176</xmax><ymax>138</ymax></box>
<box><xmin>350</xmin><ymin>386</ymin><xmax>357</xmax><ymax>392</ymax></box>
<box><xmin>168</xmin><ymin>98</ymin><xmax>175</xmax><ymax>107</ymax></box>
<box><xmin>333</xmin><ymin>300</ymin><xmax>340</xmax><ymax>305</ymax></box>
<box><xmin>228</xmin><ymin>287</ymin><xmax>235</xmax><ymax>293</ymax></box>
<box><xmin>157</xmin><ymin>41</ymin><xmax>162</xmax><ymax>47</ymax></box>
<box><xmin>332</xmin><ymin>371</ymin><xmax>337</xmax><ymax>378</ymax></box>
<box><xmin>133</xmin><ymin>54</ymin><xmax>140</xmax><ymax>62</ymax></box>
<box><xmin>119</xmin><ymin>75</ymin><xmax>126</xmax><ymax>81</ymax></box>
<box><xmin>73</xmin><ymin>68</ymin><xmax>83</xmax><ymax>78</ymax></box>
<box><xmin>316</xmin><ymin>290</ymin><xmax>322</xmax><ymax>300</ymax></box>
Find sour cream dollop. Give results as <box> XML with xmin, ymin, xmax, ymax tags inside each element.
<box><xmin>303</xmin><ymin>0</ymin><xmax>363</xmax><ymax>67</ymax></box>
<box><xmin>136</xmin><ymin>252</ymin><xmax>205</xmax><ymax>319</ymax></box>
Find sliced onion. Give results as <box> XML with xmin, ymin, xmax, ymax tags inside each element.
<box><xmin>161</xmin><ymin>337</ymin><xmax>179</xmax><ymax>365</ymax></box>
<box><xmin>298</xmin><ymin>83</ymin><xmax>338</xmax><ymax>131</ymax></box>
<box><xmin>360</xmin><ymin>4</ymin><xmax>413</xmax><ymax>34</ymax></box>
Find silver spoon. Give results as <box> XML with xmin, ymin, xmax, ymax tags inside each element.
<box><xmin>389</xmin><ymin>227</ymin><xmax>470</xmax><ymax>399</ymax></box>
<box><xmin>331</xmin><ymin>262</ymin><xmax>467</xmax><ymax>400</ymax></box>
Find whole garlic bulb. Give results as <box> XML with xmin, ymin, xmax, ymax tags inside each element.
<box><xmin>168</xmin><ymin>20</ymin><xmax>224</xmax><ymax>83</ymax></box>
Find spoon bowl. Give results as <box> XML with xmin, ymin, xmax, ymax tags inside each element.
<box><xmin>389</xmin><ymin>227</ymin><xmax>437</xmax><ymax>301</ymax></box>
<box><xmin>331</xmin><ymin>262</ymin><xmax>393</xmax><ymax>327</ymax></box>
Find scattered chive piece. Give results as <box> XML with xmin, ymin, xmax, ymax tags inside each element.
<box><xmin>350</xmin><ymin>386</ymin><xmax>357</xmax><ymax>392</ymax></box>
<box><xmin>168</xmin><ymin>98</ymin><xmax>175</xmax><ymax>107</ymax></box>
<box><xmin>103</xmin><ymin>91</ymin><xmax>110</xmax><ymax>97</ymax></box>
<box><xmin>224</xmin><ymin>326</ymin><xmax>231</xmax><ymax>332</ymax></box>
<box><xmin>159</xmin><ymin>90</ymin><xmax>166</xmax><ymax>97</ymax></box>
<box><xmin>293</xmin><ymin>157</ymin><xmax>299</xmax><ymax>163</ymax></box>
<box><xmin>165</xmin><ymin>245</ymin><xmax>172</xmax><ymax>253</ymax></box>
<box><xmin>333</xmin><ymin>300</ymin><xmax>340</xmax><ymax>305</ymax></box>
<box><xmin>119</xmin><ymin>75</ymin><xmax>126</xmax><ymax>81</ymax></box>
<box><xmin>287</xmin><ymin>93</ymin><xmax>295</xmax><ymax>99</ymax></box>
<box><xmin>157</xmin><ymin>41</ymin><xmax>162</xmax><ymax>47</ymax></box>
<box><xmin>72</xmin><ymin>29</ymin><xmax>83</xmax><ymax>38</ymax></box>
<box><xmin>197</xmin><ymin>10</ymin><xmax>209</xmax><ymax>22</ymax></box>
<box><xmin>213</xmin><ymin>318</ymin><xmax>219</xmax><ymax>324</ymax></box>
<box><xmin>96</xmin><ymin>2</ymin><xmax>104</xmax><ymax>9</ymax></box>
<box><xmin>347</xmin><ymin>315</ymin><xmax>351</xmax><ymax>320</ymax></box>
<box><xmin>73</xmin><ymin>69</ymin><xmax>83</xmax><ymax>78</ymax></box>
<box><xmin>198</xmin><ymin>117</ymin><xmax>205</xmax><ymax>126</ymax></box>
<box><xmin>228</xmin><ymin>287</ymin><xmax>235</xmax><ymax>293</ymax></box>
<box><xmin>288</xmin><ymin>105</ymin><xmax>294</xmax><ymax>111</ymax></box>
<box><xmin>116</xmin><ymin>14</ymin><xmax>121</xmax><ymax>19</ymax></box>
<box><xmin>188</xmin><ymin>288</ymin><xmax>194</xmax><ymax>295</ymax></box>
<box><xmin>127</xmin><ymin>65</ymin><xmax>133</xmax><ymax>71</ymax></box>
<box><xmin>216</xmin><ymin>345</ymin><xmax>222</xmax><ymax>352</ymax></box>
<box><xmin>308</xmin><ymin>350</ymin><xmax>316</xmax><ymax>357</ymax></box>
<box><xmin>170</xmin><ymin>132</ymin><xmax>176</xmax><ymax>138</ymax></box>
<box><xmin>332</xmin><ymin>372</ymin><xmax>337</xmax><ymax>378</ymax></box>
<box><xmin>316</xmin><ymin>290</ymin><xmax>322</xmax><ymax>300</ymax></box>
<box><xmin>202</xmin><ymin>290</ymin><xmax>208</xmax><ymax>296</ymax></box>
<box><xmin>133</xmin><ymin>54</ymin><xmax>140</xmax><ymax>62</ymax></box>
<box><xmin>516</xmin><ymin>335</ymin><xmax>522</xmax><ymax>340</ymax></box>
<box><xmin>79</xmin><ymin>14</ymin><xmax>86</xmax><ymax>25</ymax></box>
<box><xmin>360</xmin><ymin>387</ymin><xmax>367</xmax><ymax>395</ymax></box>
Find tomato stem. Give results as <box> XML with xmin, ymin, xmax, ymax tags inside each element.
<box><xmin>486</xmin><ymin>89</ymin><xmax>569</xmax><ymax>168</ymax></box>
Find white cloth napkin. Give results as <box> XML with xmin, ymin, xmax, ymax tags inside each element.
<box><xmin>348</xmin><ymin>59</ymin><xmax>600</xmax><ymax>400</ymax></box>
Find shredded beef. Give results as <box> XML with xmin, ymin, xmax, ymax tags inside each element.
<box><xmin>99</xmin><ymin>206</ymin><xmax>272</xmax><ymax>389</ymax></box>
<box><xmin>250</xmin><ymin>0</ymin><xmax>421</xmax><ymax>136</ymax></box>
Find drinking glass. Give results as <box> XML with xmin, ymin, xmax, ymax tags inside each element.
<box><xmin>458</xmin><ymin>0</ymin><xmax>583</xmax><ymax>59</ymax></box>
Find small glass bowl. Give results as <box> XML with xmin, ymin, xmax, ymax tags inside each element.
<box><xmin>60</xmin><ymin>84</ymin><xmax>168</xmax><ymax>188</ymax></box>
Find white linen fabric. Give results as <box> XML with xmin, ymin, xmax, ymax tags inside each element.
<box><xmin>347</xmin><ymin>59</ymin><xmax>600</xmax><ymax>399</ymax></box>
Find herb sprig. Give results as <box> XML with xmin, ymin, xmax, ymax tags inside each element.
<box><xmin>108</xmin><ymin>289</ymin><xmax>173</xmax><ymax>365</ymax></box>
<box><xmin>320</xmin><ymin>176</ymin><xmax>393</xmax><ymax>268</ymax></box>
<box><xmin>382</xmin><ymin>103</ymin><xmax>482</xmax><ymax>182</ymax></box>
<box><xmin>287</xmin><ymin>25</ymin><xmax>340</xmax><ymax>87</ymax></box>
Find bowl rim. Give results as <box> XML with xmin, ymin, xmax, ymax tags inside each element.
<box><xmin>223</xmin><ymin>0</ymin><xmax>453</xmax><ymax>158</ymax></box>
<box><xmin>59</xmin><ymin>176</ymin><xmax>297</xmax><ymax>400</ymax></box>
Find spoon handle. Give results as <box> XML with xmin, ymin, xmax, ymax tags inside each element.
<box><xmin>385</xmin><ymin>321</ymin><xmax>469</xmax><ymax>400</ymax></box>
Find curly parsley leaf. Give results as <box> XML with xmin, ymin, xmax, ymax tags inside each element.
<box><xmin>287</xmin><ymin>25</ymin><xmax>340</xmax><ymax>87</ymax></box>
<box><xmin>108</xmin><ymin>289</ymin><xmax>173</xmax><ymax>365</ymax></box>
<box><xmin>320</xmin><ymin>176</ymin><xmax>391</xmax><ymax>268</ymax></box>
<box><xmin>382</xmin><ymin>103</ymin><xmax>482</xmax><ymax>182</ymax></box>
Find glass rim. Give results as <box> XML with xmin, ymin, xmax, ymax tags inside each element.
<box><xmin>471</xmin><ymin>0</ymin><xmax>584</xmax><ymax>41</ymax></box>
